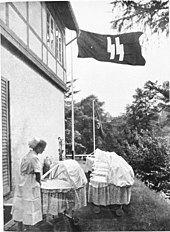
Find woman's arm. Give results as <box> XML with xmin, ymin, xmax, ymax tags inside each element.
<box><xmin>32</xmin><ymin>156</ymin><xmax>41</xmax><ymax>185</ymax></box>
<box><xmin>35</xmin><ymin>172</ymin><xmax>41</xmax><ymax>185</ymax></box>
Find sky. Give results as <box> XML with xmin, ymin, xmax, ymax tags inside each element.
<box><xmin>66</xmin><ymin>0</ymin><xmax>170</xmax><ymax>117</ymax></box>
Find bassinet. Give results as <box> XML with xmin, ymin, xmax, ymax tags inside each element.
<box><xmin>87</xmin><ymin>149</ymin><xmax>134</xmax><ymax>215</ymax></box>
<box><xmin>41</xmin><ymin>159</ymin><xmax>87</xmax><ymax>221</ymax></box>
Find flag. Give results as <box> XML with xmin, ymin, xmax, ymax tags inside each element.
<box><xmin>96</xmin><ymin>109</ymin><xmax>105</xmax><ymax>139</ymax></box>
<box><xmin>77</xmin><ymin>30</ymin><xmax>145</xmax><ymax>66</ymax></box>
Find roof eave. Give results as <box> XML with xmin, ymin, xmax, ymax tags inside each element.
<box><xmin>46</xmin><ymin>1</ymin><xmax>79</xmax><ymax>33</ymax></box>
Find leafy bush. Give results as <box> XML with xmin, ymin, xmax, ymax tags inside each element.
<box><xmin>126</xmin><ymin>130</ymin><xmax>170</xmax><ymax>192</ymax></box>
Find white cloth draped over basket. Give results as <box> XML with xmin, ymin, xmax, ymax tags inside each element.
<box><xmin>86</xmin><ymin>156</ymin><xmax>95</xmax><ymax>172</ymax></box>
<box><xmin>41</xmin><ymin>159</ymin><xmax>87</xmax><ymax>216</ymax></box>
<box><xmin>88</xmin><ymin>182</ymin><xmax>132</xmax><ymax>205</ymax></box>
<box><xmin>88</xmin><ymin>149</ymin><xmax>134</xmax><ymax>206</ymax></box>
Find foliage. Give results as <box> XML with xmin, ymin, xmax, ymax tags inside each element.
<box><xmin>65</xmin><ymin>95</ymin><xmax>106</xmax><ymax>154</ymax></box>
<box><xmin>110</xmin><ymin>0</ymin><xmax>169</xmax><ymax>36</ymax></box>
<box><xmin>101</xmin><ymin>115</ymin><xmax>129</xmax><ymax>155</ymax></box>
<box><xmin>144</xmin><ymin>80</ymin><xmax>170</xmax><ymax>136</ymax></box>
<box><xmin>126</xmin><ymin>87</ymin><xmax>159</xmax><ymax>133</ymax></box>
<box><xmin>103</xmin><ymin>116</ymin><xmax>170</xmax><ymax>194</ymax></box>
<box><xmin>65</xmin><ymin>80</ymin><xmax>170</xmax><ymax>194</ymax></box>
<box><xmin>124</xmin><ymin>130</ymin><xmax>170</xmax><ymax>190</ymax></box>
<box><xmin>65</xmin><ymin>79</ymin><xmax>80</xmax><ymax>99</ymax></box>
<box><xmin>124</xmin><ymin>81</ymin><xmax>170</xmax><ymax>192</ymax></box>
<box><xmin>101</xmin><ymin>80</ymin><xmax>170</xmax><ymax>193</ymax></box>
<box><xmin>126</xmin><ymin>81</ymin><xmax>170</xmax><ymax>136</ymax></box>
<box><xmin>145</xmin><ymin>80</ymin><xmax>170</xmax><ymax>115</ymax></box>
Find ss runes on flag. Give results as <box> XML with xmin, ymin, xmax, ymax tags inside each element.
<box><xmin>77</xmin><ymin>30</ymin><xmax>146</xmax><ymax>66</ymax></box>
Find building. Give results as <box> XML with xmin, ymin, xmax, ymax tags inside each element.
<box><xmin>0</xmin><ymin>0</ymin><xmax>79</xmax><ymax>215</ymax></box>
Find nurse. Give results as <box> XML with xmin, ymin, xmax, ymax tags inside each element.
<box><xmin>11</xmin><ymin>137</ymin><xmax>47</xmax><ymax>231</ymax></box>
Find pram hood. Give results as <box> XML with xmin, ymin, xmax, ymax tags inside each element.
<box><xmin>92</xmin><ymin>149</ymin><xmax>134</xmax><ymax>187</ymax></box>
<box><xmin>41</xmin><ymin>159</ymin><xmax>87</xmax><ymax>190</ymax></box>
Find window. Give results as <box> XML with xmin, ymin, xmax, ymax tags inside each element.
<box><xmin>56</xmin><ymin>26</ymin><xmax>63</xmax><ymax>64</ymax></box>
<box><xmin>1</xmin><ymin>77</ymin><xmax>11</xmax><ymax>196</ymax></box>
<box><xmin>47</xmin><ymin>10</ymin><xmax>54</xmax><ymax>54</ymax></box>
<box><xmin>46</xmin><ymin>9</ymin><xmax>65</xmax><ymax>66</ymax></box>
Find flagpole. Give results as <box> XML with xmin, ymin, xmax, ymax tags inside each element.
<box><xmin>66</xmin><ymin>36</ymin><xmax>78</xmax><ymax>46</ymax></box>
<box><xmin>71</xmin><ymin>32</ymin><xmax>75</xmax><ymax>160</ymax></box>
<box><xmin>93</xmin><ymin>100</ymin><xmax>95</xmax><ymax>154</ymax></box>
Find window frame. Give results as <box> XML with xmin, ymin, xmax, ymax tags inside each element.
<box><xmin>46</xmin><ymin>9</ymin><xmax>55</xmax><ymax>55</ymax></box>
<box><xmin>55</xmin><ymin>25</ymin><xmax>64</xmax><ymax>65</ymax></box>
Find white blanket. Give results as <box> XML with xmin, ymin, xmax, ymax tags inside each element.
<box><xmin>41</xmin><ymin>179</ymin><xmax>71</xmax><ymax>190</ymax></box>
<box><xmin>41</xmin><ymin>159</ymin><xmax>87</xmax><ymax>190</ymax></box>
<box><xmin>94</xmin><ymin>149</ymin><xmax>134</xmax><ymax>187</ymax></box>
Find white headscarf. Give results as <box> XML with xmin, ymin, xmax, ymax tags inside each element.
<box><xmin>28</xmin><ymin>137</ymin><xmax>41</xmax><ymax>149</ymax></box>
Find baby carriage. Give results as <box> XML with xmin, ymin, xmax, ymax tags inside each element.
<box><xmin>88</xmin><ymin>149</ymin><xmax>134</xmax><ymax>216</ymax></box>
<box><xmin>41</xmin><ymin>159</ymin><xmax>87</xmax><ymax>225</ymax></box>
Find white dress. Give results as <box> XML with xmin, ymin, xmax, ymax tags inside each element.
<box><xmin>11</xmin><ymin>150</ymin><xmax>42</xmax><ymax>225</ymax></box>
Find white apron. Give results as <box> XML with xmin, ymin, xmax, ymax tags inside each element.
<box><xmin>11</xmin><ymin>150</ymin><xmax>42</xmax><ymax>225</ymax></box>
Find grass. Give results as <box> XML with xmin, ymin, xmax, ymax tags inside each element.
<box><xmin>122</xmin><ymin>179</ymin><xmax>170</xmax><ymax>231</ymax></box>
<box><xmin>74</xmin><ymin>173</ymin><xmax>170</xmax><ymax>231</ymax></box>
<box><xmin>76</xmin><ymin>159</ymin><xmax>170</xmax><ymax>231</ymax></box>
<box><xmin>127</xmin><ymin>177</ymin><xmax>170</xmax><ymax>231</ymax></box>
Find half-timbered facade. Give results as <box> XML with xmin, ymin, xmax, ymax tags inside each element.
<box><xmin>0</xmin><ymin>1</ymin><xmax>78</xmax><ymax>199</ymax></box>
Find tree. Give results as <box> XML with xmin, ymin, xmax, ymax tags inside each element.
<box><xmin>125</xmin><ymin>80</ymin><xmax>170</xmax><ymax>138</ymax></box>
<box><xmin>65</xmin><ymin>78</ymin><xmax>82</xmax><ymax>154</ymax></box>
<box><xmin>65</xmin><ymin>91</ymin><xmax>170</xmax><ymax>194</ymax></box>
<box><xmin>65</xmin><ymin>94</ymin><xmax>122</xmax><ymax>154</ymax></box>
<box><xmin>65</xmin><ymin>94</ymin><xmax>106</xmax><ymax>154</ymax></box>
<box><xmin>76</xmin><ymin>95</ymin><xmax>106</xmax><ymax>153</ymax></box>
<box><xmin>123</xmin><ymin>80</ymin><xmax>170</xmax><ymax>192</ymax></box>
<box><xmin>110</xmin><ymin>0</ymin><xmax>169</xmax><ymax>36</ymax></box>
<box><xmin>126</xmin><ymin>86</ymin><xmax>160</xmax><ymax>133</ymax></box>
<box><xmin>101</xmin><ymin>114</ymin><xmax>129</xmax><ymax>156</ymax></box>
<box><xmin>145</xmin><ymin>80</ymin><xmax>170</xmax><ymax>112</ymax></box>
<box><xmin>126</xmin><ymin>129</ymin><xmax>170</xmax><ymax>192</ymax></box>
<box><xmin>65</xmin><ymin>79</ymin><xmax>80</xmax><ymax>100</ymax></box>
<box><xmin>144</xmin><ymin>80</ymin><xmax>170</xmax><ymax>136</ymax></box>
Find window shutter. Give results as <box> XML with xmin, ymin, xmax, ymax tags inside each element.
<box><xmin>1</xmin><ymin>77</ymin><xmax>11</xmax><ymax>196</ymax></box>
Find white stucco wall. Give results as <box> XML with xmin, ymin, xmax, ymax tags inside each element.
<box><xmin>1</xmin><ymin>45</ymin><xmax>65</xmax><ymax>185</ymax></box>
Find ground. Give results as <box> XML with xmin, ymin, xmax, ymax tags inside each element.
<box><xmin>4</xmin><ymin>159</ymin><xmax>170</xmax><ymax>231</ymax></box>
<box><xmin>6</xmin><ymin>204</ymin><xmax>133</xmax><ymax>231</ymax></box>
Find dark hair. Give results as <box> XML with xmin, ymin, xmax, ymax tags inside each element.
<box><xmin>34</xmin><ymin>140</ymin><xmax>47</xmax><ymax>150</ymax></box>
